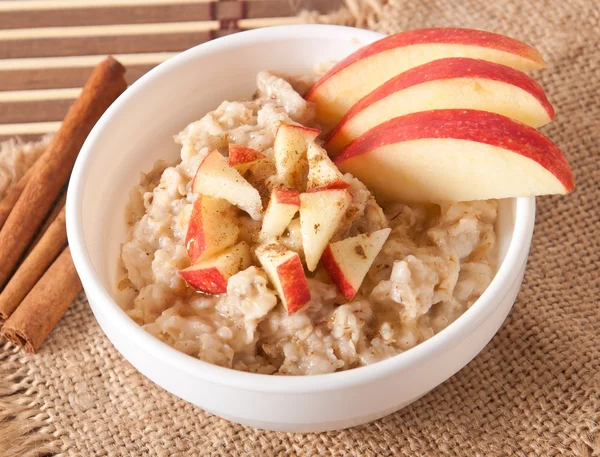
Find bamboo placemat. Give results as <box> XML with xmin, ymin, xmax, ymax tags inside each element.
<box><xmin>0</xmin><ymin>0</ymin><xmax>344</xmax><ymax>143</ymax></box>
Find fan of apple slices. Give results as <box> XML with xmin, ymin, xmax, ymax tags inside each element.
<box><xmin>180</xmin><ymin>123</ymin><xmax>389</xmax><ymax>315</ymax></box>
<box><xmin>308</xmin><ymin>27</ymin><xmax>574</xmax><ymax>203</ymax></box>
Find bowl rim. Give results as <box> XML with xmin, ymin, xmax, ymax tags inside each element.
<box><xmin>67</xmin><ymin>24</ymin><xmax>536</xmax><ymax>394</ymax></box>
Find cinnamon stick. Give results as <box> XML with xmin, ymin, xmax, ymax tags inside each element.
<box><xmin>39</xmin><ymin>191</ymin><xmax>67</xmax><ymax>237</ymax></box>
<box><xmin>0</xmin><ymin>57</ymin><xmax>126</xmax><ymax>290</ymax></box>
<box><xmin>24</xmin><ymin>189</ymin><xmax>67</xmax><ymax>257</ymax></box>
<box><xmin>0</xmin><ymin>163</ymin><xmax>37</xmax><ymax>230</ymax></box>
<box><xmin>0</xmin><ymin>206</ymin><xmax>66</xmax><ymax>320</ymax></box>
<box><xmin>2</xmin><ymin>247</ymin><xmax>81</xmax><ymax>353</ymax></box>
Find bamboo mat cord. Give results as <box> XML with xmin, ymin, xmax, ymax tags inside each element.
<box><xmin>0</xmin><ymin>0</ymin><xmax>599</xmax><ymax>456</ymax></box>
<box><xmin>211</xmin><ymin>0</ymin><xmax>246</xmax><ymax>37</ymax></box>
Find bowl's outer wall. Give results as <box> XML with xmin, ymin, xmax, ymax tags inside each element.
<box><xmin>67</xmin><ymin>25</ymin><xmax>535</xmax><ymax>432</ymax></box>
<box><xmin>87</xmin><ymin>257</ymin><xmax>526</xmax><ymax>431</ymax></box>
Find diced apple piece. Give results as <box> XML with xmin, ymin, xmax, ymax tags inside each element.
<box><xmin>325</xmin><ymin>57</ymin><xmax>555</xmax><ymax>154</ymax></box>
<box><xmin>299</xmin><ymin>188</ymin><xmax>352</xmax><ymax>271</ymax></box>
<box><xmin>192</xmin><ymin>149</ymin><xmax>263</xmax><ymax>220</ymax></box>
<box><xmin>321</xmin><ymin>228</ymin><xmax>391</xmax><ymax>300</ymax></box>
<box><xmin>259</xmin><ymin>188</ymin><xmax>300</xmax><ymax>242</ymax></box>
<box><xmin>185</xmin><ymin>195</ymin><xmax>239</xmax><ymax>263</ymax></box>
<box><xmin>335</xmin><ymin>109</ymin><xmax>574</xmax><ymax>203</ymax></box>
<box><xmin>306</xmin><ymin>28</ymin><xmax>546</xmax><ymax>128</ymax></box>
<box><xmin>179</xmin><ymin>242</ymin><xmax>251</xmax><ymax>294</ymax></box>
<box><xmin>228</xmin><ymin>144</ymin><xmax>265</xmax><ymax>172</ymax></box>
<box><xmin>255</xmin><ymin>243</ymin><xmax>311</xmax><ymax>314</ymax></box>
<box><xmin>306</xmin><ymin>142</ymin><xmax>349</xmax><ymax>191</ymax></box>
<box><xmin>273</xmin><ymin>123</ymin><xmax>320</xmax><ymax>189</ymax></box>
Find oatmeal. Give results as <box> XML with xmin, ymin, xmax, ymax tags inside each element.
<box><xmin>120</xmin><ymin>71</ymin><xmax>497</xmax><ymax>375</ymax></box>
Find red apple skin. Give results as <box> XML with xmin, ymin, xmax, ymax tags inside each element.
<box><xmin>305</xmin><ymin>181</ymin><xmax>350</xmax><ymax>192</ymax></box>
<box><xmin>307</xmin><ymin>28</ymin><xmax>544</xmax><ymax>101</ymax></box>
<box><xmin>335</xmin><ymin>109</ymin><xmax>574</xmax><ymax>192</ymax></box>
<box><xmin>185</xmin><ymin>197</ymin><xmax>206</xmax><ymax>263</ymax></box>
<box><xmin>320</xmin><ymin>245</ymin><xmax>356</xmax><ymax>300</ymax></box>
<box><xmin>277</xmin><ymin>256</ymin><xmax>312</xmax><ymax>314</ymax></box>
<box><xmin>179</xmin><ymin>267</ymin><xmax>227</xmax><ymax>294</ymax></box>
<box><xmin>277</xmin><ymin>124</ymin><xmax>321</xmax><ymax>140</ymax></box>
<box><xmin>229</xmin><ymin>144</ymin><xmax>265</xmax><ymax>166</ymax></box>
<box><xmin>273</xmin><ymin>188</ymin><xmax>300</xmax><ymax>206</ymax></box>
<box><xmin>325</xmin><ymin>57</ymin><xmax>555</xmax><ymax>147</ymax></box>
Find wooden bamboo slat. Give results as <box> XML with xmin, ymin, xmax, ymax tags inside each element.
<box><xmin>0</xmin><ymin>0</ymin><xmax>343</xmax><ymax>142</ymax></box>
<box><xmin>0</xmin><ymin>32</ymin><xmax>214</xmax><ymax>59</ymax></box>
<box><xmin>0</xmin><ymin>64</ymin><xmax>156</xmax><ymax>91</ymax></box>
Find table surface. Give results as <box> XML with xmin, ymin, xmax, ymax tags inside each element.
<box><xmin>0</xmin><ymin>0</ymin><xmax>342</xmax><ymax>143</ymax></box>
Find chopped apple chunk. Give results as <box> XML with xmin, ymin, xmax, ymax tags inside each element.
<box><xmin>229</xmin><ymin>143</ymin><xmax>265</xmax><ymax>172</ymax></box>
<box><xmin>306</xmin><ymin>142</ymin><xmax>349</xmax><ymax>191</ymax></box>
<box><xmin>273</xmin><ymin>123</ymin><xmax>320</xmax><ymax>189</ymax></box>
<box><xmin>259</xmin><ymin>188</ymin><xmax>300</xmax><ymax>242</ymax></box>
<box><xmin>299</xmin><ymin>188</ymin><xmax>352</xmax><ymax>271</ymax></box>
<box><xmin>321</xmin><ymin>229</ymin><xmax>391</xmax><ymax>300</ymax></box>
<box><xmin>180</xmin><ymin>242</ymin><xmax>251</xmax><ymax>294</ymax></box>
<box><xmin>192</xmin><ymin>149</ymin><xmax>263</xmax><ymax>220</ymax></box>
<box><xmin>255</xmin><ymin>243</ymin><xmax>311</xmax><ymax>314</ymax></box>
<box><xmin>185</xmin><ymin>195</ymin><xmax>239</xmax><ymax>263</ymax></box>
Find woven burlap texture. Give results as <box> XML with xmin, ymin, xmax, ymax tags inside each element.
<box><xmin>1</xmin><ymin>1</ymin><xmax>599</xmax><ymax>455</ymax></box>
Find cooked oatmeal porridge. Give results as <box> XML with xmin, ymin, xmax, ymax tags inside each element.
<box><xmin>119</xmin><ymin>71</ymin><xmax>497</xmax><ymax>375</ymax></box>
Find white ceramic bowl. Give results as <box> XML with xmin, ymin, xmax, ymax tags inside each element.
<box><xmin>66</xmin><ymin>24</ymin><xmax>536</xmax><ymax>433</ymax></box>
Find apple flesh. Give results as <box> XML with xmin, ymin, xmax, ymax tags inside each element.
<box><xmin>259</xmin><ymin>188</ymin><xmax>301</xmax><ymax>242</ymax></box>
<box><xmin>255</xmin><ymin>243</ymin><xmax>311</xmax><ymax>314</ymax></box>
<box><xmin>193</xmin><ymin>149</ymin><xmax>263</xmax><ymax>220</ymax></box>
<box><xmin>299</xmin><ymin>188</ymin><xmax>352</xmax><ymax>271</ymax></box>
<box><xmin>306</xmin><ymin>27</ymin><xmax>545</xmax><ymax>128</ymax></box>
<box><xmin>179</xmin><ymin>241</ymin><xmax>251</xmax><ymax>294</ymax></box>
<box><xmin>306</xmin><ymin>142</ymin><xmax>349</xmax><ymax>191</ymax></box>
<box><xmin>185</xmin><ymin>195</ymin><xmax>239</xmax><ymax>263</ymax></box>
<box><xmin>273</xmin><ymin>123</ymin><xmax>320</xmax><ymax>189</ymax></box>
<box><xmin>321</xmin><ymin>228</ymin><xmax>391</xmax><ymax>300</ymax></box>
<box><xmin>325</xmin><ymin>57</ymin><xmax>555</xmax><ymax>154</ymax></box>
<box><xmin>335</xmin><ymin>109</ymin><xmax>574</xmax><ymax>203</ymax></box>
<box><xmin>228</xmin><ymin>143</ymin><xmax>265</xmax><ymax>172</ymax></box>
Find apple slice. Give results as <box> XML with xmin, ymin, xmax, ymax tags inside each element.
<box><xmin>185</xmin><ymin>195</ymin><xmax>239</xmax><ymax>263</ymax></box>
<box><xmin>335</xmin><ymin>109</ymin><xmax>574</xmax><ymax>203</ymax></box>
<box><xmin>306</xmin><ymin>28</ymin><xmax>545</xmax><ymax>128</ymax></box>
<box><xmin>325</xmin><ymin>57</ymin><xmax>555</xmax><ymax>154</ymax></box>
<box><xmin>321</xmin><ymin>228</ymin><xmax>392</xmax><ymax>300</ymax></box>
<box><xmin>179</xmin><ymin>242</ymin><xmax>251</xmax><ymax>294</ymax></box>
<box><xmin>193</xmin><ymin>149</ymin><xmax>263</xmax><ymax>220</ymax></box>
<box><xmin>255</xmin><ymin>243</ymin><xmax>311</xmax><ymax>314</ymax></box>
<box><xmin>299</xmin><ymin>188</ymin><xmax>352</xmax><ymax>271</ymax></box>
<box><xmin>228</xmin><ymin>143</ymin><xmax>265</xmax><ymax>172</ymax></box>
<box><xmin>273</xmin><ymin>123</ymin><xmax>320</xmax><ymax>189</ymax></box>
<box><xmin>259</xmin><ymin>188</ymin><xmax>300</xmax><ymax>242</ymax></box>
<box><xmin>306</xmin><ymin>142</ymin><xmax>349</xmax><ymax>191</ymax></box>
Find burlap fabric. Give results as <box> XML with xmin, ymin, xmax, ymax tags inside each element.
<box><xmin>1</xmin><ymin>1</ymin><xmax>599</xmax><ymax>455</ymax></box>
